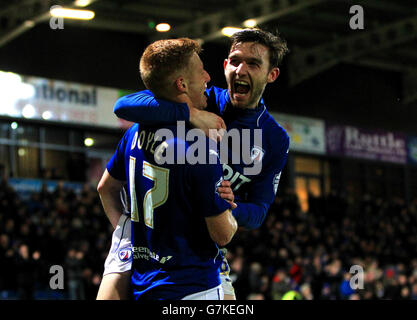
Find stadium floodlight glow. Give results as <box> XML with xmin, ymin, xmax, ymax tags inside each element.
<box><xmin>74</xmin><ymin>0</ymin><xmax>92</xmax><ymax>7</ymax></box>
<box><xmin>0</xmin><ymin>71</ymin><xmax>21</xmax><ymax>85</ymax></box>
<box><xmin>11</xmin><ymin>122</ymin><xmax>18</xmax><ymax>130</ymax></box>
<box><xmin>42</xmin><ymin>110</ymin><xmax>53</xmax><ymax>120</ymax></box>
<box><xmin>0</xmin><ymin>71</ymin><xmax>35</xmax><ymax>99</ymax></box>
<box><xmin>243</xmin><ymin>19</ymin><xmax>257</xmax><ymax>28</ymax></box>
<box><xmin>50</xmin><ymin>7</ymin><xmax>95</xmax><ymax>20</ymax></box>
<box><xmin>18</xmin><ymin>148</ymin><xmax>26</xmax><ymax>157</ymax></box>
<box><xmin>20</xmin><ymin>83</ymin><xmax>35</xmax><ymax>99</ymax></box>
<box><xmin>22</xmin><ymin>104</ymin><xmax>36</xmax><ymax>118</ymax></box>
<box><xmin>84</xmin><ymin>137</ymin><xmax>94</xmax><ymax>147</ymax></box>
<box><xmin>0</xmin><ymin>71</ymin><xmax>35</xmax><ymax>117</ymax></box>
<box><xmin>155</xmin><ymin>23</ymin><xmax>171</xmax><ymax>32</ymax></box>
<box><xmin>221</xmin><ymin>27</ymin><xmax>243</xmax><ymax>37</ymax></box>
<box><xmin>24</xmin><ymin>20</ymin><xmax>35</xmax><ymax>28</ymax></box>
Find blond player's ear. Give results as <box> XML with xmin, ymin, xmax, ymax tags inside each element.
<box><xmin>175</xmin><ymin>77</ymin><xmax>187</xmax><ymax>92</ymax></box>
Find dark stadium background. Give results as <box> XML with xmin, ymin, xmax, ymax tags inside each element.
<box><xmin>0</xmin><ymin>0</ymin><xmax>416</xmax><ymax>300</ymax></box>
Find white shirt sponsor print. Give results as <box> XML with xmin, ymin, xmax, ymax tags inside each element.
<box><xmin>222</xmin><ymin>164</ymin><xmax>251</xmax><ymax>192</ymax></box>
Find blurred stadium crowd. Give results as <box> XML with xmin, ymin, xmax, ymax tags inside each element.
<box><xmin>0</xmin><ymin>173</ymin><xmax>109</xmax><ymax>300</ymax></box>
<box><xmin>1</xmin><ymin>171</ymin><xmax>417</xmax><ymax>300</ymax></box>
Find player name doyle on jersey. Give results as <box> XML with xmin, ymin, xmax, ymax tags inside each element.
<box><xmin>130</xmin><ymin>121</ymin><xmax>264</xmax><ymax>174</ymax></box>
<box><xmin>132</xmin><ymin>246</ymin><xmax>173</xmax><ymax>264</ymax></box>
<box><xmin>130</xmin><ymin>129</ymin><xmax>161</xmax><ymax>155</ymax></box>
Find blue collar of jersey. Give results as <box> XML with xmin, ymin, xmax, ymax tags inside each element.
<box><xmin>223</xmin><ymin>91</ymin><xmax>268</xmax><ymax>127</ymax></box>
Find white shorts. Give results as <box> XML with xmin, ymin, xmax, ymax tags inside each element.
<box><xmin>182</xmin><ymin>285</ymin><xmax>223</xmax><ymax>300</ymax></box>
<box><xmin>103</xmin><ymin>214</ymin><xmax>133</xmax><ymax>276</ymax></box>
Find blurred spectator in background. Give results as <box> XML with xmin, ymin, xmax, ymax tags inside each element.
<box><xmin>339</xmin><ymin>272</ymin><xmax>355</xmax><ymax>299</ymax></box>
<box><xmin>300</xmin><ymin>283</ymin><xmax>313</xmax><ymax>300</ymax></box>
<box><xmin>247</xmin><ymin>293</ymin><xmax>265</xmax><ymax>300</ymax></box>
<box><xmin>65</xmin><ymin>248</ymin><xmax>86</xmax><ymax>300</ymax></box>
<box><xmin>0</xmin><ymin>234</ymin><xmax>15</xmax><ymax>297</ymax></box>
<box><xmin>15</xmin><ymin>243</ymin><xmax>40</xmax><ymax>300</ymax></box>
<box><xmin>411</xmin><ymin>283</ymin><xmax>417</xmax><ymax>300</ymax></box>
<box><xmin>271</xmin><ymin>269</ymin><xmax>292</xmax><ymax>300</ymax></box>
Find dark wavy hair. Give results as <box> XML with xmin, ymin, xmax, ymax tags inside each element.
<box><xmin>230</xmin><ymin>28</ymin><xmax>289</xmax><ymax>69</ymax></box>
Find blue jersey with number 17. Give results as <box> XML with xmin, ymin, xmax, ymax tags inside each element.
<box><xmin>114</xmin><ymin>87</ymin><xmax>290</xmax><ymax>230</ymax></box>
<box><xmin>106</xmin><ymin>123</ymin><xmax>230</xmax><ymax>300</ymax></box>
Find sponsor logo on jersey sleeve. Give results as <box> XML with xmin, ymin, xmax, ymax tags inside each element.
<box><xmin>118</xmin><ymin>246</ymin><xmax>133</xmax><ymax>262</ymax></box>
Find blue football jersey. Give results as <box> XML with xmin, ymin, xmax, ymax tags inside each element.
<box><xmin>205</xmin><ymin>86</ymin><xmax>290</xmax><ymax>229</ymax></box>
<box><xmin>114</xmin><ymin>87</ymin><xmax>290</xmax><ymax>229</ymax></box>
<box><xmin>107</xmin><ymin>123</ymin><xmax>230</xmax><ymax>300</ymax></box>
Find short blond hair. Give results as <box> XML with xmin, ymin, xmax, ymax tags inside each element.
<box><xmin>139</xmin><ymin>38</ymin><xmax>201</xmax><ymax>92</ymax></box>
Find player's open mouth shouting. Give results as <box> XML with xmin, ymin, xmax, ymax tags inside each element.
<box><xmin>232</xmin><ymin>79</ymin><xmax>251</xmax><ymax>101</ymax></box>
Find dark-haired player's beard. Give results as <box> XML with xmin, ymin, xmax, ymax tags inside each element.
<box><xmin>228</xmin><ymin>79</ymin><xmax>267</xmax><ymax>109</ymax></box>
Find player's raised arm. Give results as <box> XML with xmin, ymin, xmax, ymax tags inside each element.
<box><xmin>114</xmin><ymin>90</ymin><xmax>226</xmax><ymax>135</ymax></box>
<box><xmin>233</xmin><ymin>128</ymin><xmax>290</xmax><ymax>229</ymax></box>
<box><xmin>114</xmin><ymin>90</ymin><xmax>190</xmax><ymax>125</ymax></box>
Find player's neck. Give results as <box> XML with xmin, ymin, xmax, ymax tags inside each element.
<box><xmin>176</xmin><ymin>93</ymin><xmax>194</xmax><ymax>107</ymax></box>
<box><xmin>232</xmin><ymin>100</ymin><xmax>261</xmax><ymax>110</ymax></box>
<box><xmin>245</xmin><ymin>102</ymin><xmax>258</xmax><ymax>109</ymax></box>
<box><xmin>153</xmin><ymin>90</ymin><xmax>179</xmax><ymax>105</ymax></box>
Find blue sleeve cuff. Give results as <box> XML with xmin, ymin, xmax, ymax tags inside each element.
<box><xmin>232</xmin><ymin>202</ymin><xmax>268</xmax><ymax>229</ymax></box>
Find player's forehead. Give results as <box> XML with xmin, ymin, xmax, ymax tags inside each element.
<box><xmin>188</xmin><ymin>52</ymin><xmax>203</xmax><ymax>68</ymax></box>
<box><xmin>228</xmin><ymin>41</ymin><xmax>269</xmax><ymax>61</ymax></box>
<box><xmin>184</xmin><ymin>52</ymin><xmax>204</xmax><ymax>77</ymax></box>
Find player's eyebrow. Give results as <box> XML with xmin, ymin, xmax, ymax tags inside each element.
<box><xmin>228</xmin><ymin>54</ymin><xmax>263</xmax><ymax>65</ymax></box>
<box><xmin>246</xmin><ymin>57</ymin><xmax>263</xmax><ymax>65</ymax></box>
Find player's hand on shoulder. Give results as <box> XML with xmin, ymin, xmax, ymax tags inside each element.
<box><xmin>189</xmin><ymin>108</ymin><xmax>226</xmax><ymax>142</ymax></box>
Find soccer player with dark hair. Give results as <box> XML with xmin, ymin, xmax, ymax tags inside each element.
<box><xmin>96</xmin><ymin>38</ymin><xmax>237</xmax><ymax>300</ymax></box>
